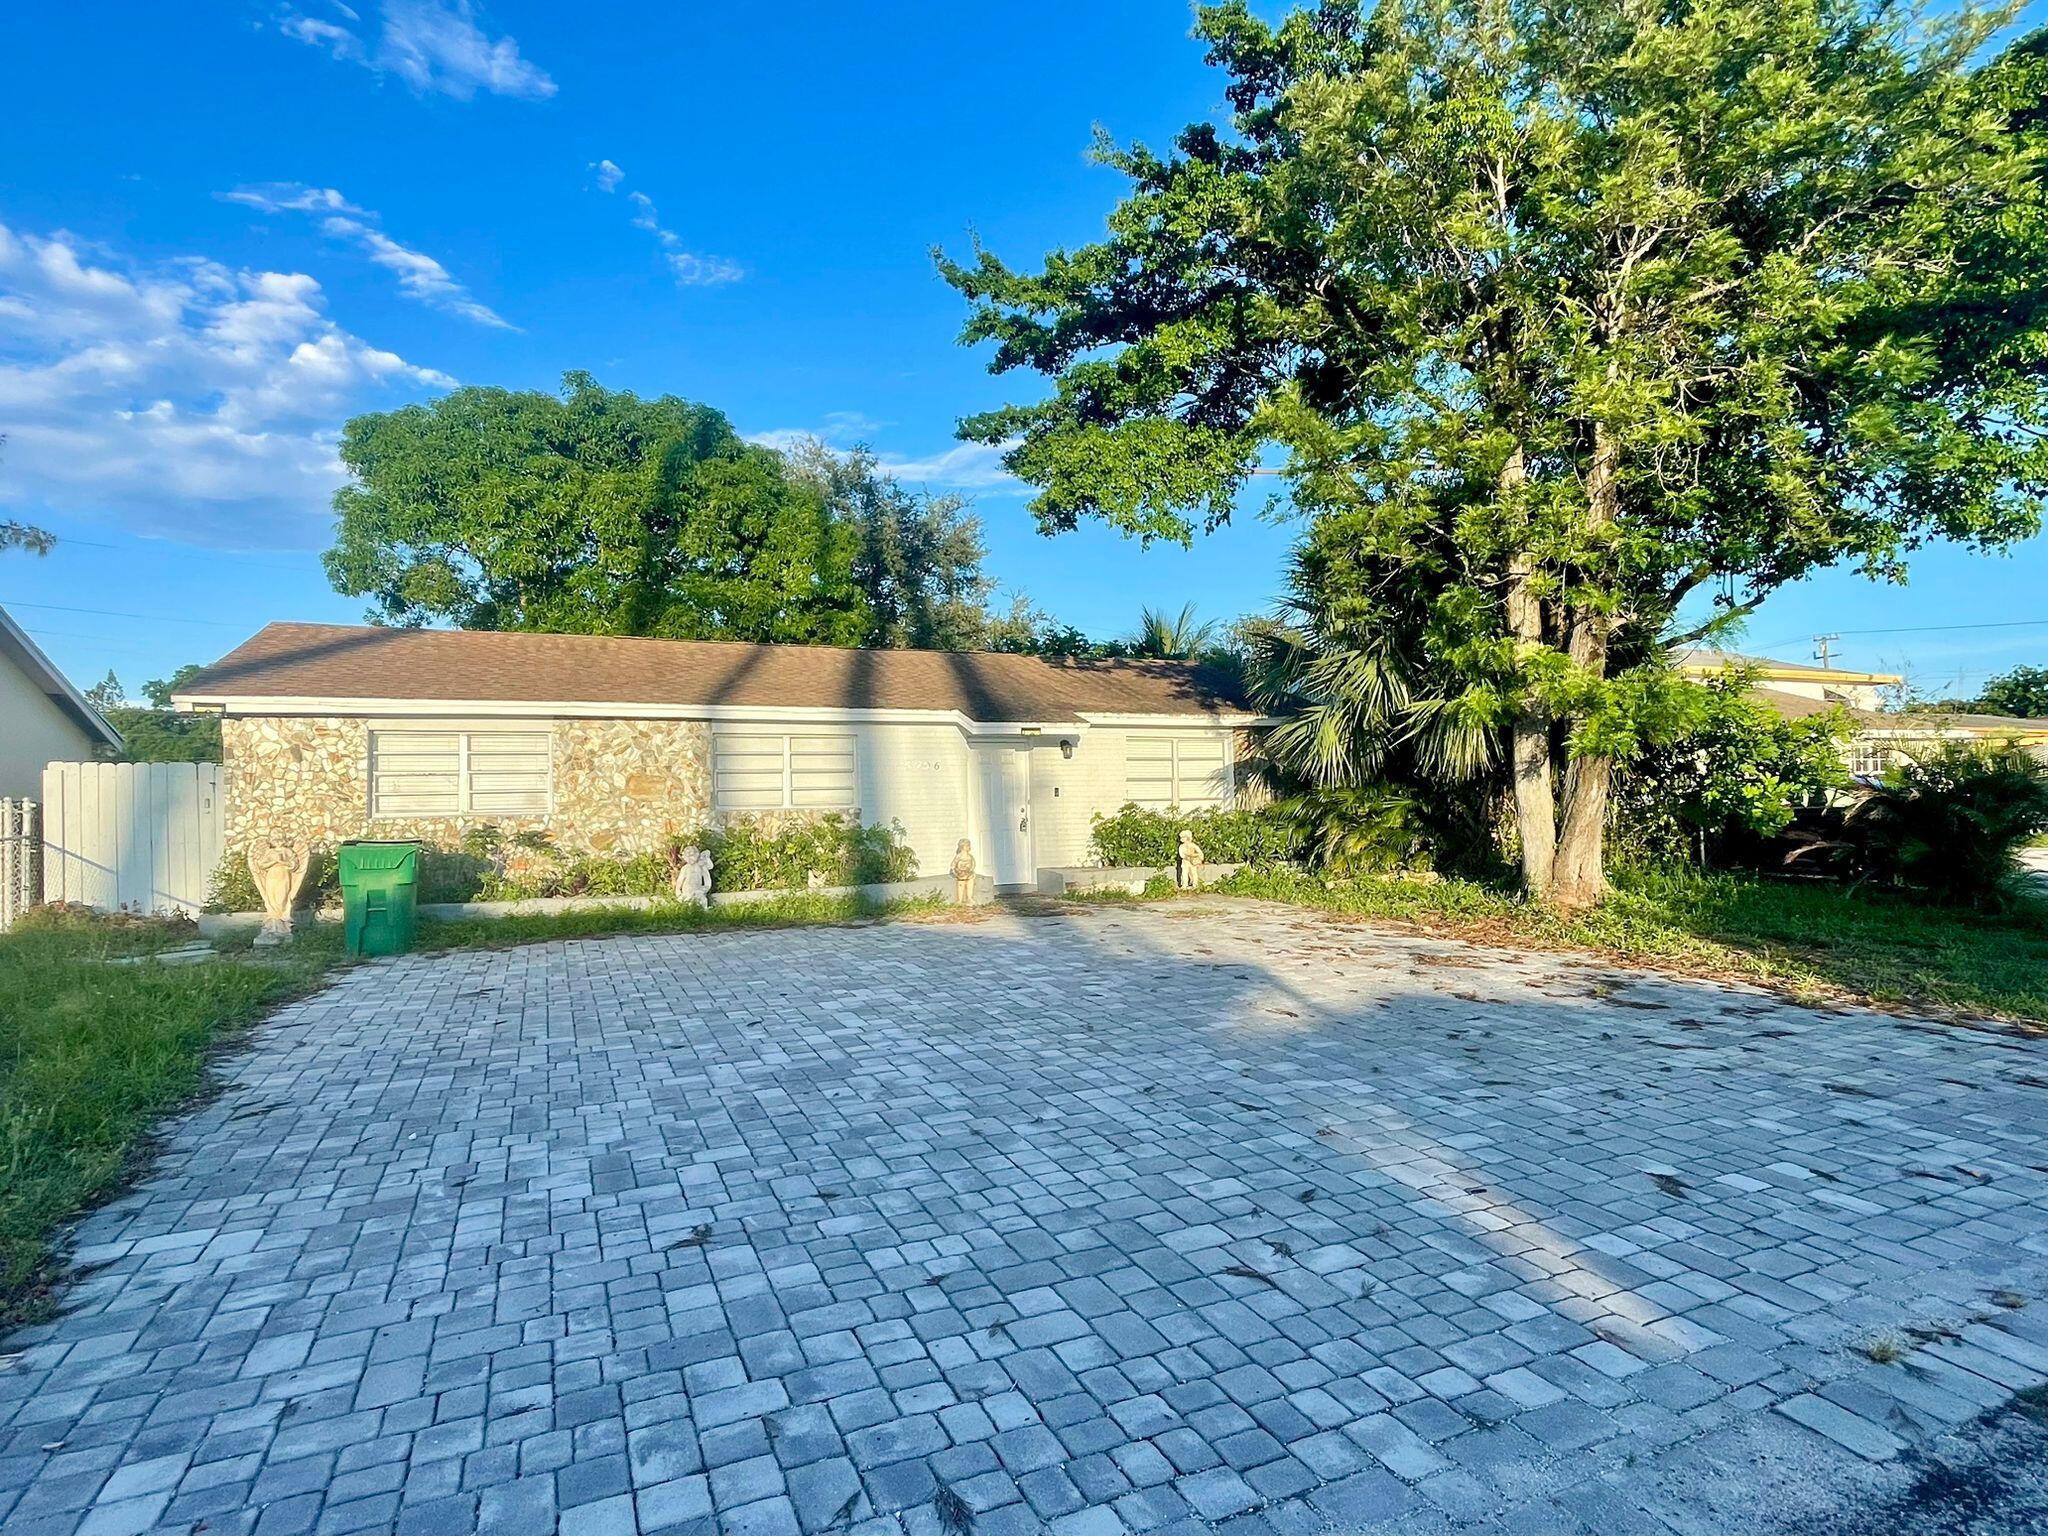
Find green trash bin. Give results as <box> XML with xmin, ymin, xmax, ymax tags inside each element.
<box><xmin>338</xmin><ymin>840</ymin><xmax>420</xmax><ymax>956</ymax></box>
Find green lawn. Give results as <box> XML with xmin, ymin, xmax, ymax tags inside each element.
<box><xmin>0</xmin><ymin>914</ymin><xmax>338</xmax><ymax>1326</ymax></box>
<box><xmin>1215</xmin><ymin>865</ymin><xmax>2048</xmax><ymax>1027</ymax></box>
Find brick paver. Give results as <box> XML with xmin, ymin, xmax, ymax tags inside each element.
<box><xmin>3</xmin><ymin>900</ymin><xmax>2046</xmax><ymax>1534</ymax></box>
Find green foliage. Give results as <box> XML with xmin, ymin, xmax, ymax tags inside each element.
<box><xmin>204</xmin><ymin>817</ymin><xmax>920</xmax><ymax>912</ymax></box>
<box><xmin>0</xmin><ymin>518</ymin><xmax>54</xmax><ymax>556</ymax></box>
<box><xmin>1213</xmin><ymin>862</ymin><xmax>2048</xmax><ymax>1024</ymax></box>
<box><xmin>1129</xmin><ymin>604</ymin><xmax>1219</xmax><ymax>660</ymax></box>
<box><xmin>698</xmin><ymin>815</ymin><xmax>917</xmax><ymax>893</ymax></box>
<box><xmin>82</xmin><ymin>671</ymin><xmax>123</xmax><ymax>711</ymax></box>
<box><xmin>140</xmin><ymin>665</ymin><xmax>207</xmax><ymax>709</ymax></box>
<box><xmin>99</xmin><ymin>709</ymin><xmax>221</xmax><ymax>764</ymax></box>
<box><xmin>1276</xmin><ymin>786</ymin><xmax>1431</xmax><ymax>874</ymax></box>
<box><xmin>1824</xmin><ymin>743</ymin><xmax>2048</xmax><ymax>906</ymax></box>
<box><xmin>943</xmin><ymin>0</ymin><xmax>2048</xmax><ymax>899</ymax></box>
<box><xmin>1977</xmin><ymin>665</ymin><xmax>2048</xmax><ymax>719</ymax></box>
<box><xmin>1087</xmin><ymin>801</ymin><xmax>1302</xmax><ymax>867</ymax></box>
<box><xmin>0</xmin><ymin>912</ymin><xmax>337</xmax><ymax>1323</ymax></box>
<box><xmin>783</xmin><ymin>439</ymin><xmax>996</xmax><ymax>650</ymax></box>
<box><xmin>1611</xmin><ymin>677</ymin><xmax>1852</xmax><ymax>862</ymax></box>
<box><xmin>325</xmin><ymin>371</ymin><xmax>869</xmax><ymax>644</ymax></box>
<box><xmin>982</xmin><ymin>594</ymin><xmax>1102</xmax><ymax>657</ymax></box>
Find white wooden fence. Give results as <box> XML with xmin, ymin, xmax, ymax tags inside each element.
<box><xmin>40</xmin><ymin>762</ymin><xmax>225</xmax><ymax>918</ymax></box>
<box><xmin>0</xmin><ymin>798</ymin><xmax>36</xmax><ymax>931</ymax></box>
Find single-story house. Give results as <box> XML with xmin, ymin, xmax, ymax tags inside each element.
<box><xmin>173</xmin><ymin>622</ymin><xmax>1258</xmax><ymax>888</ymax></box>
<box><xmin>0</xmin><ymin>603</ymin><xmax>120</xmax><ymax>799</ymax></box>
<box><xmin>1674</xmin><ymin>646</ymin><xmax>2048</xmax><ymax>773</ymax></box>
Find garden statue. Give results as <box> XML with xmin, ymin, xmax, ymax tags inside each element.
<box><xmin>950</xmin><ymin>838</ymin><xmax>976</xmax><ymax>905</ymax></box>
<box><xmin>807</xmin><ymin>869</ymin><xmax>829</xmax><ymax>891</ymax></box>
<box><xmin>673</xmin><ymin>845</ymin><xmax>714</xmax><ymax>909</ymax></box>
<box><xmin>1175</xmin><ymin>829</ymin><xmax>1205</xmax><ymax>890</ymax></box>
<box><xmin>248</xmin><ymin>841</ymin><xmax>310</xmax><ymax>946</ymax></box>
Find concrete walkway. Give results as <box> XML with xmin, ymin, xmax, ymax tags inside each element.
<box><xmin>3</xmin><ymin>901</ymin><xmax>2046</xmax><ymax>1535</ymax></box>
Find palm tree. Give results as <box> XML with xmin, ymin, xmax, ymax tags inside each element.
<box><xmin>1130</xmin><ymin>603</ymin><xmax>1219</xmax><ymax>659</ymax></box>
<box><xmin>1244</xmin><ymin>548</ymin><xmax>1503</xmax><ymax>872</ymax></box>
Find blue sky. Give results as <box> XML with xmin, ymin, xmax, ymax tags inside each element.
<box><xmin>2</xmin><ymin>1</ymin><xmax>2045</xmax><ymax>700</ymax></box>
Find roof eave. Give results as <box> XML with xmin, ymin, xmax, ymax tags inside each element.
<box><xmin>0</xmin><ymin>605</ymin><xmax>122</xmax><ymax>749</ymax></box>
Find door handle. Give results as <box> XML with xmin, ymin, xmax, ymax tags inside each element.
<box><xmin>1019</xmin><ymin>812</ymin><xmax>1029</xmax><ymax>832</ymax></box>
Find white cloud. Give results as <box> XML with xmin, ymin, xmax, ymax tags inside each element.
<box><xmin>665</xmin><ymin>251</ymin><xmax>745</xmax><ymax>288</ymax></box>
<box><xmin>276</xmin><ymin>0</ymin><xmax>554</xmax><ymax>101</ymax></box>
<box><xmin>598</xmin><ymin>179</ymin><xmax>743</xmax><ymax>289</ymax></box>
<box><xmin>0</xmin><ymin>222</ymin><xmax>452</xmax><ymax>547</ymax></box>
<box><xmin>223</xmin><ymin>183</ymin><xmax>513</xmax><ymax>329</ymax></box>
<box><xmin>872</xmin><ymin>441</ymin><xmax>1023</xmax><ymax>491</ymax></box>
<box><xmin>744</xmin><ymin>419</ymin><xmax>1023</xmax><ymax>494</ymax></box>
<box><xmin>221</xmin><ymin>184</ymin><xmax>364</xmax><ymax>217</ymax></box>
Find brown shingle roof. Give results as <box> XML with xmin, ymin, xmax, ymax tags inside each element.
<box><xmin>176</xmin><ymin>623</ymin><xmax>1254</xmax><ymax>724</ymax></box>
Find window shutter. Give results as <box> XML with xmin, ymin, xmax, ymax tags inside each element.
<box><xmin>1127</xmin><ymin>737</ymin><xmax>1177</xmax><ymax>808</ymax></box>
<box><xmin>371</xmin><ymin>732</ymin><xmax>460</xmax><ymax>817</ymax></box>
<box><xmin>715</xmin><ymin>734</ymin><xmax>790</xmax><ymax>810</ymax></box>
<box><xmin>1126</xmin><ymin>735</ymin><xmax>1227</xmax><ymax>809</ymax></box>
<box><xmin>789</xmin><ymin>735</ymin><xmax>856</xmax><ymax>808</ymax></box>
<box><xmin>465</xmin><ymin>731</ymin><xmax>551</xmax><ymax>814</ymax></box>
<box><xmin>1173</xmin><ymin>737</ymin><xmax>1227</xmax><ymax>807</ymax></box>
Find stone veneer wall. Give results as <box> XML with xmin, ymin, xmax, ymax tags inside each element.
<box><xmin>222</xmin><ymin>716</ymin><xmax>713</xmax><ymax>860</ymax></box>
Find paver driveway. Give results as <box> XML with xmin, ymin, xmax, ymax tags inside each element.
<box><xmin>5</xmin><ymin>901</ymin><xmax>2048</xmax><ymax>1536</ymax></box>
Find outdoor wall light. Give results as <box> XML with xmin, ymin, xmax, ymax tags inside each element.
<box><xmin>1060</xmin><ymin>738</ymin><xmax>1076</xmax><ymax>759</ymax></box>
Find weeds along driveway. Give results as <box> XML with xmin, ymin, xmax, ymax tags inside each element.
<box><xmin>3</xmin><ymin>900</ymin><xmax>2047</xmax><ymax>1536</ymax></box>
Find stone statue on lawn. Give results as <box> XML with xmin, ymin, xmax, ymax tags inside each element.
<box><xmin>950</xmin><ymin>839</ymin><xmax>976</xmax><ymax>905</ymax></box>
<box><xmin>1175</xmin><ymin>829</ymin><xmax>1205</xmax><ymax>890</ymax></box>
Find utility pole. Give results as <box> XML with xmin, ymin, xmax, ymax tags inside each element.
<box><xmin>1812</xmin><ymin>633</ymin><xmax>1839</xmax><ymax>669</ymax></box>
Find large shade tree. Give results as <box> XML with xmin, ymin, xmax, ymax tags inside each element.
<box><xmin>326</xmin><ymin>373</ymin><xmax>869</xmax><ymax>645</ymax></box>
<box><xmin>943</xmin><ymin>0</ymin><xmax>2048</xmax><ymax>905</ymax></box>
<box><xmin>780</xmin><ymin>438</ymin><xmax>995</xmax><ymax>650</ymax></box>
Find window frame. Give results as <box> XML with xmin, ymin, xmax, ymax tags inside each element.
<box><xmin>368</xmin><ymin>726</ymin><xmax>555</xmax><ymax>820</ymax></box>
<box><xmin>1125</xmin><ymin>732</ymin><xmax>1233</xmax><ymax>811</ymax></box>
<box><xmin>713</xmin><ymin>730</ymin><xmax>859</xmax><ymax>814</ymax></box>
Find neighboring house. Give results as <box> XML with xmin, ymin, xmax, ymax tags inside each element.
<box><xmin>173</xmin><ymin>622</ymin><xmax>1258</xmax><ymax>889</ymax></box>
<box><xmin>1674</xmin><ymin>646</ymin><xmax>2048</xmax><ymax>773</ymax></box>
<box><xmin>0</xmin><ymin>603</ymin><xmax>121</xmax><ymax>799</ymax></box>
<box><xmin>1673</xmin><ymin>646</ymin><xmax>1902</xmax><ymax>714</ymax></box>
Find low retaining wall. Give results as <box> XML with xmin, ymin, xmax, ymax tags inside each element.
<box><xmin>196</xmin><ymin>874</ymin><xmax>995</xmax><ymax>937</ymax></box>
<box><xmin>1037</xmin><ymin>863</ymin><xmax>1245</xmax><ymax>896</ymax></box>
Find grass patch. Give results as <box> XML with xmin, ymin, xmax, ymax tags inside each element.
<box><xmin>0</xmin><ymin>915</ymin><xmax>341</xmax><ymax>1327</ymax></box>
<box><xmin>0</xmin><ymin>892</ymin><xmax>942</xmax><ymax>1329</ymax></box>
<box><xmin>414</xmin><ymin>891</ymin><xmax>939</xmax><ymax>951</ymax></box>
<box><xmin>1214</xmin><ymin>864</ymin><xmax>2048</xmax><ymax>1026</ymax></box>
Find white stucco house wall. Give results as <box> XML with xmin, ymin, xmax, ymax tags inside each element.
<box><xmin>0</xmin><ymin>604</ymin><xmax>121</xmax><ymax>799</ymax></box>
<box><xmin>174</xmin><ymin>623</ymin><xmax>1259</xmax><ymax>889</ymax></box>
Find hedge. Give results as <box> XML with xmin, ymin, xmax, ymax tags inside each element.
<box><xmin>1087</xmin><ymin>802</ymin><xmax>1301</xmax><ymax>868</ymax></box>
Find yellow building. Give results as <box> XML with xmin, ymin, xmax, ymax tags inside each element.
<box><xmin>1673</xmin><ymin>647</ymin><xmax>2048</xmax><ymax>776</ymax></box>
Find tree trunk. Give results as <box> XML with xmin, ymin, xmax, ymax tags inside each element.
<box><xmin>1547</xmin><ymin>420</ymin><xmax>1621</xmax><ymax>909</ymax></box>
<box><xmin>1499</xmin><ymin>444</ymin><xmax>1556</xmax><ymax>901</ymax></box>
<box><xmin>1552</xmin><ymin>754</ymin><xmax>1612</xmax><ymax>908</ymax></box>
<box><xmin>1502</xmin><ymin>442</ymin><xmax>1555</xmax><ymax>901</ymax></box>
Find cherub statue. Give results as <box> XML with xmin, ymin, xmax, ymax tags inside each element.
<box><xmin>248</xmin><ymin>840</ymin><xmax>310</xmax><ymax>946</ymax></box>
<box><xmin>950</xmin><ymin>838</ymin><xmax>976</xmax><ymax>905</ymax></box>
<box><xmin>1175</xmin><ymin>828</ymin><xmax>1205</xmax><ymax>890</ymax></box>
<box><xmin>673</xmin><ymin>845</ymin><xmax>714</xmax><ymax>909</ymax></box>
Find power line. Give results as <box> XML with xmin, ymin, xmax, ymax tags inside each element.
<box><xmin>1758</xmin><ymin>617</ymin><xmax>2048</xmax><ymax>647</ymax></box>
<box><xmin>0</xmin><ymin>598</ymin><xmax>249</xmax><ymax>629</ymax></box>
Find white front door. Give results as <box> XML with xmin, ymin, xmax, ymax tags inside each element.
<box><xmin>977</xmin><ymin>746</ymin><xmax>1035</xmax><ymax>887</ymax></box>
